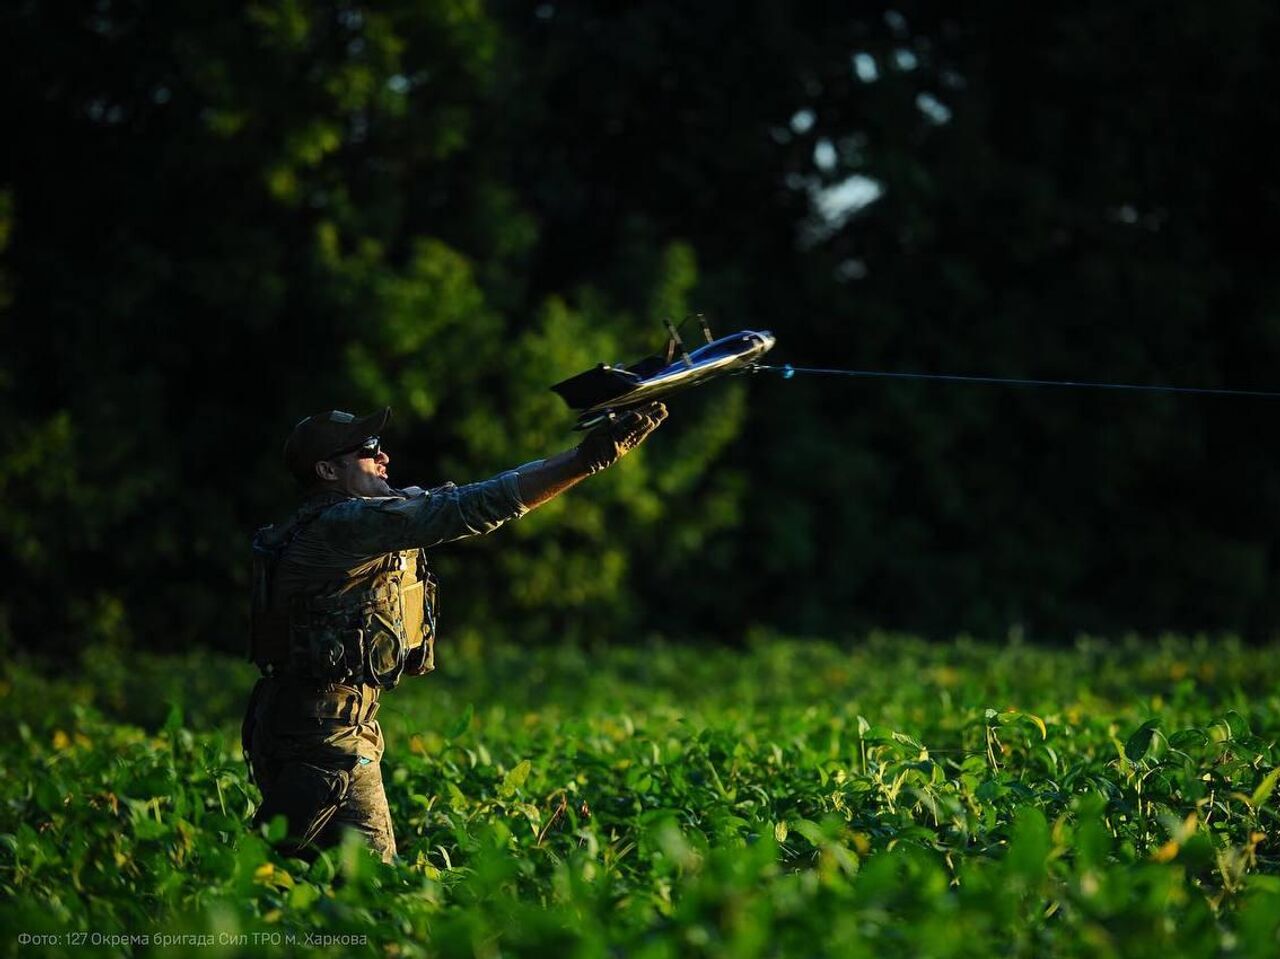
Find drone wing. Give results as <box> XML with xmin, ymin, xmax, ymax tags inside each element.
<box><xmin>549</xmin><ymin>365</ymin><xmax>643</xmax><ymax>410</ymax></box>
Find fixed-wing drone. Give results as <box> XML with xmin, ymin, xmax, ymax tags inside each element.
<box><xmin>551</xmin><ymin>314</ymin><xmax>1280</xmax><ymax>430</ymax></box>
<box><xmin>551</xmin><ymin>316</ymin><xmax>776</xmax><ymax>429</ymax></box>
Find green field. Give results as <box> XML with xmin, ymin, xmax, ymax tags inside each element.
<box><xmin>3</xmin><ymin>634</ymin><xmax>1279</xmax><ymax>958</ymax></box>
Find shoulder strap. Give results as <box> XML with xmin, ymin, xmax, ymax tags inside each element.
<box><xmin>247</xmin><ymin>492</ymin><xmax>351</xmax><ymax>665</ymax></box>
<box><xmin>258</xmin><ymin>491</ymin><xmax>351</xmax><ymax>554</ymax></box>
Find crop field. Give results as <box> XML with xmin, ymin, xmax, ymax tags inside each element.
<box><xmin>2</xmin><ymin>634</ymin><xmax>1279</xmax><ymax>958</ymax></box>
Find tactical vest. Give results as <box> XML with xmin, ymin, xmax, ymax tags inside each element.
<box><xmin>249</xmin><ymin>498</ymin><xmax>438</xmax><ymax>689</ymax></box>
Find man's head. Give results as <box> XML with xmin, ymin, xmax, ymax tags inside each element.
<box><xmin>283</xmin><ymin>408</ymin><xmax>394</xmax><ymax>498</ymax></box>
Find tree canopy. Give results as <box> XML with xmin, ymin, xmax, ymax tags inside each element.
<box><xmin>4</xmin><ymin>1</ymin><xmax>1280</xmax><ymax>655</ymax></box>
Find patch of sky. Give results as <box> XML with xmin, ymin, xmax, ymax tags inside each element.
<box><xmin>893</xmin><ymin>48</ymin><xmax>918</xmax><ymax>71</ymax></box>
<box><xmin>814</xmin><ymin>174</ymin><xmax>885</xmax><ymax>226</ymax></box>
<box><xmin>535</xmin><ymin>4</ymin><xmax>556</xmax><ymax>20</ymax></box>
<box><xmin>387</xmin><ymin>74</ymin><xmax>410</xmax><ymax>94</ymax></box>
<box><xmin>916</xmin><ymin>92</ymin><xmax>951</xmax><ymax>124</ymax></box>
<box><xmin>852</xmin><ymin>52</ymin><xmax>879</xmax><ymax>83</ymax></box>
<box><xmin>884</xmin><ymin>9</ymin><xmax>909</xmax><ymax>36</ymax></box>
<box><xmin>790</xmin><ymin>109</ymin><xmax>816</xmax><ymax>135</ymax></box>
<box><xmin>85</xmin><ymin>98</ymin><xmax>125</xmax><ymax>125</ymax></box>
<box><xmin>814</xmin><ymin>139</ymin><xmax>837</xmax><ymax>172</ymax></box>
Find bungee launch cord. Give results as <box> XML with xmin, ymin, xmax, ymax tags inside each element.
<box><xmin>755</xmin><ymin>364</ymin><xmax>1280</xmax><ymax>399</ymax></box>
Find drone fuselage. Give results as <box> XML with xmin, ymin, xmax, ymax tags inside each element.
<box><xmin>551</xmin><ymin>329</ymin><xmax>776</xmax><ymax>429</ymax></box>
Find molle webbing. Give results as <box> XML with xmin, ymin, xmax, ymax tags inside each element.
<box><xmin>251</xmin><ymin>492</ymin><xmax>435</xmax><ymax>688</ymax></box>
<box><xmin>271</xmin><ymin>681</ymin><xmax>381</xmax><ymax>725</ymax></box>
<box><xmin>284</xmin><ymin>548</ymin><xmax>430</xmax><ymax>688</ymax></box>
<box><xmin>303</xmin><ymin>575</ymin><xmax>400</xmax><ymax>614</ymax></box>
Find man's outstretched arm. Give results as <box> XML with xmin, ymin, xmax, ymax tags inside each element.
<box><xmin>315</xmin><ymin>403</ymin><xmax>668</xmax><ymax>555</ymax></box>
<box><xmin>516</xmin><ymin>402</ymin><xmax>668</xmax><ymax>509</ymax></box>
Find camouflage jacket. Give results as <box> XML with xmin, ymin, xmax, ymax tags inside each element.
<box><xmin>245</xmin><ymin>471</ymin><xmax>527</xmax><ymax>767</ymax></box>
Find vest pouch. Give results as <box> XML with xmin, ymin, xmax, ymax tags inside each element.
<box><xmin>400</xmin><ymin>577</ymin><xmax>436</xmax><ymax>677</ymax></box>
<box><xmin>404</xmin><ymin>638</ymin><xmax>435</xmax><ymax>676</ymax></box>
<box><xmin>362</xmin><ymin>605</ymin><xmax>406</xmax><ymax>689</ymax></box>
<box><xmin>292</xmin><ymin>623</ymin><xmax>360</xmax><ymax>684</ymax></box>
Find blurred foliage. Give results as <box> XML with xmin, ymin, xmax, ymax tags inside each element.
<box><xmin>4</xmin><ymin>2</ymin><xmax>1280</xmax><ymax>654</ymax></box>
<box><xmin>3</xmin><ymin>635</ymin><xmax>1280</xmax><ymax>956</ymax></box>
<box><xmin>0</xmin><ymin>0</ymin><xmax>742</xmax><ymax>654</ymax></box>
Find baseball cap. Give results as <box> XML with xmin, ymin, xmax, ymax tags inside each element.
<box><xmin>283</xmin><ymin>407</ymin><xmax>391</xmax><ymax>483</ymax></box>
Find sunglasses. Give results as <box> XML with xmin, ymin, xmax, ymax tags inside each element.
<box><xmin>329</xmin><ymin>436</ymin><xmax>381</xmax><ymax>460</ymax></box>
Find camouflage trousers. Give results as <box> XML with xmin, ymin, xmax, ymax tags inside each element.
<box><xmin>250</xmin><ymin>752</ymin><xmax>397</xmax><ymax>863</ymax></box>
<box><xmin>242</xmin><ymin>677</ymin><xmax>396</xmax><ymax>863</ymax></box>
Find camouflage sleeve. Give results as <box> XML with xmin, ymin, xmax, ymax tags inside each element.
<box><xmin>316</xmin><ymin>470</ymin><xmax>529</xmax><ymax>556</ymax></box>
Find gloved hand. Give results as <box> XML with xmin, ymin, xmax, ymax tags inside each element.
<box><xmin>576</xmin><ymin>402</ymin><xmax>668</xmax><ymax>475</ymax></box>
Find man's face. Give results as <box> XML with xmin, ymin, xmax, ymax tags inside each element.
<box><xmin>315</xmin><ymin>437</ymin><xmax>393</xmax><ymax>497</ymax></box>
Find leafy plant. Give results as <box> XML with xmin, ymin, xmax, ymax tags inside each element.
<box><xmin>2</xmin><ymin>633</ymin><xmax>1278</xmax><ymax>957</ymax></box>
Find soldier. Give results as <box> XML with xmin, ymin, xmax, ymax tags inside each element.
<box><xmin>243</xmin><ymin>402</ymin><xmax>667</xmax><ymax>863</ymax></box>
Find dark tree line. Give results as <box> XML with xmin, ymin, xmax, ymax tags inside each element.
<box><xmin>4</xmin><ymin>0</ymin><xmax>1280</xmax><ymax>658</ymax></box>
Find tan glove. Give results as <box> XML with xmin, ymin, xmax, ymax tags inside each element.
<box><xmin>576</xmin><ymin>402</ymin><xmax>668</xmax><ymax>475</ymax></box>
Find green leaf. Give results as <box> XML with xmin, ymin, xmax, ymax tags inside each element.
<box><xmin>1075</xmin><ymin>815</ymin><xmax>1111</xmax><ymax>870</ymax></box>
<box><xmin>445</xmin><ymin>703</ymin><xmax>474</xmax><ymax>740</ymax></box>
<box><xmin>1006</xmin><ymin>807</ymin><xmax>1050</xmax><ymax>880</ymax></box>
<box><xmin>446</xmin><ymin>782</ymin><xmax>468</xmax><ymax>808</ymax></box>
<box><xmin>162</xmin><ymin>701</ymin><xmax>184</xmax><ymax>735</ymax></box>
<box><xmin>1251</xmin><ymin>767</ymin><xmax>1280</xmax><ymax>809</ymax></box>
<box><xmin>1223</xmin><ymin>710</ymin><xmax>1251</xmax><ymax>739</ymax></box>
<box><xmin>995</xmin><ymin>710</ymin><xmax>1047</xmax><ymax>740</ymax></box>
<box><xmin>791</xmin><ymin>819</ymin><xmax>827</xmax><ymax>846</ymax></box>
<box><xmin>1124</xmin><ymin>718</ymin><xmax>1161</xmax><ymax>761</ymax></box>
<box><xmin>500</xmin><ymin>759</ymin><xmax>532</xmax><ymax>797</ymax></box>
<box><xmin>307</xmin><ymin>850</ymin><xmax>336</xmax><ymax>885</ymax></box>
<box><xmin>1023</xmin><ymin>713</ymin><xmax>1047</xmax><ymax>740</ymax></box>
<box><xmin>288</xmin><ymin>882</ymin><xmax>320</xmax><ymax>910</ymax></box>
<box><xmin>1168</xmin><ymin>728</ymin><xmax>1208</xmax><ymax>750</ymax></box>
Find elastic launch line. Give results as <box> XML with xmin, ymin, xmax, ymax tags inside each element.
<box><xmin>756</xmin><ymin>364</ymin><xmax>1280</xmax><ymax>399</ymax></box>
